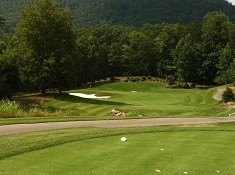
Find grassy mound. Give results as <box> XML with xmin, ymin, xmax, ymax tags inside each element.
<box><xmin>46</xmin><ymin>81</ymin><xmax>234</xmax><ymax>118</ymax></box>
<box><xmin>0</xmin><ymin>123</ymin><xmax>235</xmax><ymax>175</ymax></box>
<box><xmin>1</xmin><ymin>81</ymin><xmax>234</xmax><ymax>123</ymax></box>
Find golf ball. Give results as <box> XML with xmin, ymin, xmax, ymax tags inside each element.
<box><xmin>121</xmin><ymin>137</ymin><xmax>127</xmax><ymax>142</ymax></box>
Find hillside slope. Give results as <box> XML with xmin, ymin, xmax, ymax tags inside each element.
<box><xmin>0</xmin><ymin>0</ymin><xmax>235</xmax><ymax>31</ymax></box>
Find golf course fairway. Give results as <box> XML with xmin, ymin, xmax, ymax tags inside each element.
<box><xmin>45</xmin><ymin>81</ymin><xmax>234</xmax><ymax>118</ymax></box>
<box><xmin>0</xmin><ymin>124</ymin><xmax>235</xmax><ymax>175</ymax></box>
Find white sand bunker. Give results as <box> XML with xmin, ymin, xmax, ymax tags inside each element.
<box><xmin>69</xmin><ymin>93</ymin><xmax>111</xmax><ymax>99</ymax></box>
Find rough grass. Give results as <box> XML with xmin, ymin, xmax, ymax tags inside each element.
<box><xmin>46</xmin><ymin>81</ymin><xmax>235</xmax><ymax>118</ymax></box>
<box><xmin>0</xmin><ymin>100</ymin><xmax>23</xmax><ymax>117</ymax></box>
<box><xmin>0</xmin><ymin>123</ymin><xmax>235</xmax><ymax>175</ymax></box>
<box><xmin>0</xmin><ymin>100</ymin><xmax>69</xmax><ymax>118</ymax></box>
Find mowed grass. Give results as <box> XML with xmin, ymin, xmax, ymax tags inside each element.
<box><xmin>45</xmin><ymin>81</ymin><xmax>234</xmax><ymax>118</ymax></box>
<box><xmin>0</xmin><ymin>123</ymin><xmax>235</xmax><ymax>175</ymax></box>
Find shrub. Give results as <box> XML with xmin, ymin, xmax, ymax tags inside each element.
<box><xmin>141</xmin><ymin>76</ymin><xmax>146</xmax><ymax>81</ymax></box>
<box><xmin>182</xmin><ymin>83</ymin><xmax>190</xmax><ymax>89</ymax></box>
<box><xmin>0</xmin><ymin>100</ymin><xmax>22</xmax><ymax>118</ymax></box>
<box><xmin>171</xmin><ymin>84</ymin><xmax>177</xmax><ymax>88</ymax></box>
<box><xmin>190</xmin><ymin>83</ymin><xmax>196</xmax><ymax>89</ymax></box>
<box><xmin>135</xmin><ymin>77</ymin><xmax>140</xmax><ymax>82</ymax></box>
<box><xmin>131</xmin><ymin>77</ymin><xmax>139</xmax><ymax>82</ymax></box>
<box><xmin>177</xmin><ymin>83</ymin><xmax>182</xmax><ymax>88</ymax></box>
<box><xmin>110</xmin><ymin>77</ymin><xmax>116</xmax><ymax>82</ymax></box>
<box><xmin>155</xmin><ymin>78</ymin><xmax>160</xmax><ymax>81</ymax></box>
<box><xmin>0</xmin><ymin>100</ymin><xmax>71</xmax><ymax>118</ymax></box>
<box><xmin>222</xmin><ymin>87</ymin><xmax>235</xmax><ymax>103</ymax></box>
<box><xmin>166</xmin><ymin>75</ymin><xmax>175</xmax><ymax>86</ymax></box>
<box><xmin>127</xmin><ymin>111</ymin><xmax>139</xmax><ymax>117</ymax></box>
<box><xmin>131</xmin><ymin>78</ymin><xmax>136</xmax><ymax>82</ymax></box>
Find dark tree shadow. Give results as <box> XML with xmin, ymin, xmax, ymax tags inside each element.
<box><xmin>195</xmin><ymin>85</ymin><xmax>218</xmax><ymax>90</ymax></box>
<box><xmin>74</xmin><ymin>81</ymin><xmax>113</xmax><ymax>90</ymax></box>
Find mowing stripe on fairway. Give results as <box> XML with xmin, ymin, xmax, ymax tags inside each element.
<box><xmin>0</xmin><ymin>130</ymin><xmax>234</xmax><ymax>175</ymax></box>
<box><xmin>44</xmin><ymin>82</ymin><xmax>235</xmax><ymax>118</ymax></box>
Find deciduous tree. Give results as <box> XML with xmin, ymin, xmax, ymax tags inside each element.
<box><xmin>16</xmin><ymin>0</ymin><xmax>75</xmax><ymax>94</ymax></box>
<box><xmin>201</xmin><ymin>11</ymin><xmax>232</xmax><ymax>84</ymax></box>
<box><xmin>173</xmin><ymin>34</ymin><xmax>200</xmax><ymax>83</ymax></box>
<box><xmin>216</xmin><ymin>44</ymin><xmax>234</xmax><ymax>84</ymax></box>
<box><xmin>0</xmin><ymin>16</ymin><xmax>5</xmax><ymax>28</ymax></box>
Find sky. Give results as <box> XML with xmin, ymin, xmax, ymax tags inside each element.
<box><xmin>227</xmin><ymin>0</ymin><xmax>235</xmax><ymax>5</ymax></box>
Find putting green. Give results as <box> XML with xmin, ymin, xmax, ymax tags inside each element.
<box><xmin>1</xmin><ymin>131</ymin><xmax>234</xmax><ymax>175</ymax></box>
<box><xmin>45</xmin><ymin>81</ymin><xmax>235</xmax><ymax>118</ymax></box>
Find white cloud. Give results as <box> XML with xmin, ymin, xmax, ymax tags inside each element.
<box><xmin>227</xmin><ymin>0</ymin><xmax>235</xmax><ymax>5</ymax></box>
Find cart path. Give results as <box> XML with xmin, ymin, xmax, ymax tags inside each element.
<box><xmin>1</xmin><ymin>116</ymin><xmax>235</xmax><ymax>136</ymax></box>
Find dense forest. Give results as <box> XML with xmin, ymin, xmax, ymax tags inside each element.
<box><xmin>0</xmin><ymin>0</ymin><xmax>235</xmax><ymax>34</ymax></box>
<box><xmin>0</xmin><ymin>0</ymin><xmax>235</xmax><ymax>98</ymax></box>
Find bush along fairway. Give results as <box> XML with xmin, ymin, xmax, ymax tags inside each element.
<box><xmin>0</xmin><ymin>123</ymin><xmax>235</xmax><ymax>175</ymax></box>
<box><xmin>45</xmin><ymin>81</ymin><xmax>234</xmax><ymax>118</ymax></box>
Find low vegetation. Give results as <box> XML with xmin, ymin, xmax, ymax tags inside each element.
<box><xmin>0</xmin><ymin>100</ymin><xmax>70</xmax><ymax>118</ymax></box>
<box><xmin>222</xmin><ymin>87</ymin><xmax>235</xmax><ymax>103</ymax></box>
<box><xmin>0</xmin><ymin>123</ymin><xmax>235</xmax><ymax>174</ymax></box>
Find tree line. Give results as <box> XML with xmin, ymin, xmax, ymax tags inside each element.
<box><xmin>1</xmin><ymin>0</ymin><xmax>235</xmax><ymax>34</ymax></box>
<box><xmin>0</xmin><ymin>0</ymin><xmax>235</xmax><ymax>98</ymax></box>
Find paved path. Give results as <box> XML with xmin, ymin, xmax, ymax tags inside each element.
<box><xmin>1</xmin><ymin>116</ymin><xmax>235</xmax><ymax>136</ymax></box>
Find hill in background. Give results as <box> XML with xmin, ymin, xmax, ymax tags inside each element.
<box><xmin>0</xmin><ymin>0</ymin><xmax>235</xmax><ymax>32</ymax></box>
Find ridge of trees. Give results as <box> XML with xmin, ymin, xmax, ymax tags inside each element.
<box><xmin>1</xmin><ymin>0</ymin><xmax>235</xmax><ymax>34</ymax></box>
<box><xmin>0</xmin><ymin>0</ymin><xmax>235</xmax><ymax>98</ymax></box>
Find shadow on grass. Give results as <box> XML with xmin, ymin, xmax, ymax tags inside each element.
<box><xmin>196</xmin><ymin>85</ymin><xmax>218</xmax><ymax>90</ymax></box>
<box><xmin>54</xmin><ymin>93</ymin><xmax>128</xmax><ymax>106</ymax></box>
<box><xmin>12</xmin><ymin>93</ymin><xmax>54</xmax><ymax>107</ymax></box>
<box><xmin>74</xmin><ymin>81</ymin><xmax>113</xmax><ymax>90</ymax></box>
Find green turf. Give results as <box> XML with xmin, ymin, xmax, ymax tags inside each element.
<box><xmin>0</xmin><ymin>116</ymin><xmax>113</xmax><ymax>126</ymax></box>
<box><xmin>0</xmin><ymin>123</ymin><xmax>235</xmax><ymax>175</ymax></box>
<box><xmin>1</xmin><ymin>81</ymin><xmax>234</xmax><ymax>125</ymax></box>
<box><xmin>45</xmin><ymin>81</ymin><xmax>235</xmax><ymax>118</ymax></box>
